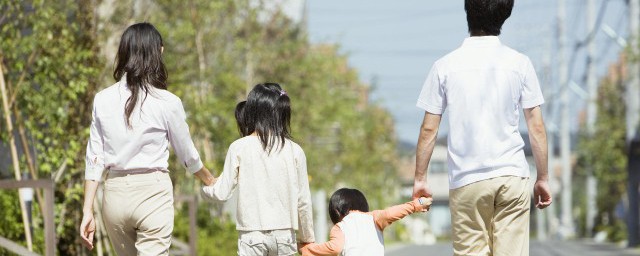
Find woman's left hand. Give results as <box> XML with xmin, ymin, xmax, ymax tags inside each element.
<box><xmin>194</xmin><ymin>167</ymin><xmax>216</xmax><ymax>186</ymax></box>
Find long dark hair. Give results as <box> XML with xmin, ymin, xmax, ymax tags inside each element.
<box><xmin>245</xmin><ymin>83</ymin><xmax>291</xmax><ymax>152</ymax></box>
<box><xmin>113</xmin><ymin>22</ymin><xmax>168</xmax><ymax>128</ymax></box>
<box><xmin>328</xmin><ymin>188</ymin><xmax>370</xmax><ymax>224</ymax></box>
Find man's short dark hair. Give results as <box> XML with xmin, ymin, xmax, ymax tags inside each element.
<box><xmin>465</xmin><ymin>0</ymin><xmax>514</xmax><ymax>36</ymax></box>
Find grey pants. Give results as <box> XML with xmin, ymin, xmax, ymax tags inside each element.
<box><xmin>237</xmin><ymin>229</ymin><xmax>297</xmax><ymax>256</ymax></box>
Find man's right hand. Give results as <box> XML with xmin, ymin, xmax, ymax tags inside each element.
<box><xmin>533</xmin><ymin>179</ymin><xmax>552</xmax><ymax>209</ymax></box>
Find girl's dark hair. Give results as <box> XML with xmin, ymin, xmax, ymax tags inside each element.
<box><xmin>328</xmin><ymin>188</ymin><xmax>369</xmax><ymax>224</ymax></box>
<box><xmin>245</xmin><ymin>83</ymin><xmax>291</xmax><ymax>152</ymax></box>
<box><xmin>113</xmin><ymin>22</ymin><xmax>168</xmax><ymax>128</ymax></box>
<box><xmin>235</xmin><ymin>101</ymin><xmax>249</xmax><ymax>136</ymax></box>
<box><xmin>464</xmin><ymin>0</ymin><xmax>513</xmax><ymax>36</ymax></box>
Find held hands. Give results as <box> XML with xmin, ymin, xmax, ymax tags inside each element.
<box><xmin>194</xmin><ymin>167</ymin><xmax>216</xmax><ymax>186</ymax></box>
<box><xmin>416</xmin><ymin>196</ymin><xmax>433</xmax><ymax>212</ymax></box>
<box><xmin>534</xmin><ymin>179</ymin><xmax>552</xmax><ymax>209</ymax></box>
<box><xmin>201</xmin><ymin>184</ymin><xmax>215</xmax><ymax>200</ymax></box>
<box><xmin>412</xmin><ymin>180</ymin><xmax>433</xmax><ymax>200</ymax></box>
<box><xmin>298</xmin><ymin>242</ymin><xmax>312</xmax><ymax>255</ymax></box>
<box><xmin>79</xmin><ymin>212</ymin><xmax>96</xmax><ymax>250</ymax></box>
<box><xmin>412</xmin><ymin>180</ymin><xmax>434</xmax><ymax>212</ymax></box>
<box><xmin>200</xmin><ymin>178</ymin><xmax>218</xmax><ymax>200</ymax></box>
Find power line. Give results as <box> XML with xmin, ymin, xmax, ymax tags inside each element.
<box><xmin>546</xmin><ymin>0</ymin><xmax>612</xmax><ymax>104</ymax></box>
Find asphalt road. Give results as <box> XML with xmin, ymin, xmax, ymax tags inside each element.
<box><xmin>386</xmin><ymin>240</ymin><xmax>640</xmax><ymax>256</ymax></box>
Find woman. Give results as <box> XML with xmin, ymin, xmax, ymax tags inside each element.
<box><xmin>79</xmin><ymin>22</ymin><xmax>215</xmax><ymax>255</ymax></box>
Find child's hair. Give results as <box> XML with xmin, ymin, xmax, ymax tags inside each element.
<box><xmin>245</xmin><ymin>83</ymin><xmax>291</xmax><ymax>152</ymax></box>
<box><xmin>328</xmin><ymin>188</ymin><xmax>370</xmax><ymax>224</ymax></box>
<box><xmin>235</xmin><ymin>100</ymin><xmax>249</xmax><ymax>136</ymax></box>
<box><xmin>465</xmin><ymin>0</ymin><xmax>513</xmax><ymax>36</ymax></box>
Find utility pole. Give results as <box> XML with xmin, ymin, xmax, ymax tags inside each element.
<box><xmin>627</xmin><ymin>0</ymin><xmax>640</xmax><ymax>144</ymax></box>
<box><xmin>538</xmin><ymin>39</ymin><xmax>549</xmax><ymax>241</ymax></box>
<box><xmin>558</xmin><ymin>0</ymin><xmax>574</xmax><ymax>238</ymax></box>
<box><xmin>585</xmin><ymin>0</ymin><xmax>597</xmax><ymax>238</ymax></box>
<box><xmin>627</xmin><ymin>0</ymin><xmax>640</xmax><ymax>247</ymax></box>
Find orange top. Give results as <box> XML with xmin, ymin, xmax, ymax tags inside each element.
<box><xmin>300</xmin><ymin>199</ymin><xmax>428</xmax><ymax>255</ymax></box>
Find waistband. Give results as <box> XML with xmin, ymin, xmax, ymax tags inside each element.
<box><xmin>238</xmin><ymin>229</ymin><xmax>295</xmax><ymax>236</ymax></box>
<box><xmin>105</xmin><ymin>169</ymin><xmax>170</xmax><ymax>184</ymax></box>
<box><xmin>107</xmin><ymin>167</ymin><xmax>168</xmax><ymax>174</ymax></box>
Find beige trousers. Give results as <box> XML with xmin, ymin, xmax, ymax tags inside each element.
<box><xmin>449</xmin><ymin>176</ymin><xmax>530</xmax><ymax>256</ymax></box>
<box><xmin>102</xmin><ymin>171</ymin><xmax>174</xmax><ymax>256</ymax></box>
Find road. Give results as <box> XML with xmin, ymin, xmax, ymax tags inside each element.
<box><xmin>386</xmin><ymin>240</ymin><xmax>640</xmax><ymax>256</ymax></box>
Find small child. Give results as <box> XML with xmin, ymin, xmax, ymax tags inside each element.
<box><xmin>202</xmin><ymin>83</ymin><xmax>315</xmax><ymax>256</ymax></box>
<box><xmin>234</xmin><ymin>100</ymin><xmax>249</xmax><ymax>136</ymax></box>
<box><xmin>300</xmin><ymin>188</ymin><xmax>432</xmax><ymax>256</ymax></box>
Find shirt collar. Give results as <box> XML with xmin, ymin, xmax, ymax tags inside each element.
<box><xmin>461</xmin><ymin>36</ymin><xmax>502</xmax><ymax>47</ymax></box>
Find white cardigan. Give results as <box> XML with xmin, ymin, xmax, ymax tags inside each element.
<box><xmin>202</xmin><ymin>136</ymin><xmax>315</xmax><ymax>243</ymax></box>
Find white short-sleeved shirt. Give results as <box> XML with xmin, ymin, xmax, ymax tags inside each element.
<box><xmin>85</xmin><ymin>78</ymin><xmax>203</xmax><ymax>181</ymax></box>
<box><xmin>416</xmin><ymin>36</ymin><xmax>544</xmax><ymax>189</ymax></box>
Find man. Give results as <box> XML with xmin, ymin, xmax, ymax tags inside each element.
<box><xmin>412</xmin><ymin>1</ymin><xmax>552</xmax><ymax>255</ymax></box>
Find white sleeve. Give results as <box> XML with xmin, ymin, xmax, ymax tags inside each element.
<box><xmin>520</xmin><ymin>57</ymin><xmax>545</xmax><ymax>109</ymax></box>
<box><xmin>165</xmin><ymin>98</ymin><xmax>204</xmax><ymax>174</ymax></box>
<box><xmin>296</xmin><ymin>146</ymin><xmax>315</xmax><ymax>243</ymax></box>
<box><xmin>416</xmin><ymin>63</ymin><xmax>446</xmax><ymax>114</ymax></box>
<box><xmin>85</xmin><ymin>96</ymin><xmax>105</xmax><ymax>181</ymax></box>
<box><xmin>202</xmin><ymin>145</ymin><xmax>239</xmax><ymax>201</ymax></box>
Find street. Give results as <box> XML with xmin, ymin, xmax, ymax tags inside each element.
<box><xmin>386</xmin><ymin>241</ymin><xmax>640</xmax><ymax>256</ymax></box>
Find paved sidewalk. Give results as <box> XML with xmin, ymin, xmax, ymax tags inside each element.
<box><xmin>531</xmin><ymin>240</ymin><xmax>640</xmax><ymax>256</ymax></box>
<box><xmin>386</xmin><ymin>240</ymin><xmax>640</xmax><ymax>256</ymax></box>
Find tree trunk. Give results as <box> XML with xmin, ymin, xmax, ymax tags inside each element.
<box><xmin>12</xmin><ymin>106</ymin><xmax>46</xmax><ymax>219</ymax></box>
<box><xmin>0</xmin><ymin>58</ymin><xmax>34</xmax><ymax>251</ymax></box>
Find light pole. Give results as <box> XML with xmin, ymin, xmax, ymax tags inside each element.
<box><xmin>585</xmin><ymin>0</ymin><xmax>597</xmax><ymax>238</ymax></box>
<box><xmin>558</xmin><ymin>0</ymin><xmax>575</xmax><ymax>238</ymax></box>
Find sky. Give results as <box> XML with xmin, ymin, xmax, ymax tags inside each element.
<box><xmin>306</xmin><ymin>0</ymin><xmax>630</xmax><ymax>145</ymax></box>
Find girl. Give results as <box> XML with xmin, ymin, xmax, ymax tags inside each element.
<box><xmin>300</xmin><ymin>188</ymin><xmax>432</xmax><ymax>256</ymax></box>
<box><xmin>202</xmin><ymin>83</ymin><xmax>315</xmax><ymax>255</ymax></box>
<box><xmin>79</xmin><ymin>22</ymin><xmax>215</xmax><ymax>255</ymax></box>
<box><xmin>235</xmin><ymin>100</ymin><xmax>249</xmax><ymax>136</ymax></box>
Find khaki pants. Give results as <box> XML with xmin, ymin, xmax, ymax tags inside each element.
<box><xmin>102</xmin><ymin>171</ymin><xmax>174</xmax><ymax>256</ymax></box>
<box><xmin>237</xmin><ymin>229</ymin><xmax>297</xmax><ymax>256</ymax></box>
<box><xmin>450</xmin><ymin>176</ymin><xmax>530</xmax><ymax>256</ymax></box>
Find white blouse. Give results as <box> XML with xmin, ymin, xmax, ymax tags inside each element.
<box><xmin>85</xmin><ymin>78</ymin><xmax>203</xmax><ymax>181</ymax></box>
<box><xmin>202</xmin><ymin>136</ymin><xmax>315</xmax><ymax>243</ymax></box>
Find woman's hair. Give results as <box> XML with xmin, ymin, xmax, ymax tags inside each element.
<box><xmin>113</xmin><ymin>22</ymin><xmax>168</xmax><ymax>128</ymax></box>
<box><xmin>465</xmin><ymin>0</ymin><xmax>513</xmax><ymax>36</ymax></box>
<box><xmin>328</xmin><ymin>188</ymin><xmax>370</xmax><ymax>224</ymax></box>
<box><xmin>245</xmin><ymin>83</ymin><xmax>291</xmax><ymax>152</ymax></box>
<box><xmin>235</xmin><ymin>100</ymin><xmax>249</xmax><ymax>136</ymax></box>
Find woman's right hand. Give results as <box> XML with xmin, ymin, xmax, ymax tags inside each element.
<box><xmin>80</xmin><ymin>212</ymin><xmax>96</xmax><ymax>250</ymax></box>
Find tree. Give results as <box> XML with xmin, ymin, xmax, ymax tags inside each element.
<box><xmin>0</xmin><ymin>0</ymin><xmax>103</xmax><ymax>254</ymax></box>
<box><xmin>576</xmin><ymin>62</ymin><xmax>627</xmax><ymax>242</ymax></box>
<box><xmin>0</xmin><ymin>0</ymin><xmax>400</xmax><ymax>254</ymax></box>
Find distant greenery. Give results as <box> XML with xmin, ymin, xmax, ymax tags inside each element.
<box><xmin>575</xmin><ymin>65</ymin><xmax>627</xmax><ymax>242</ymax></box>
<box><xmin>0</xmin><ymin>0</ymin><xmax>102</xmax><ymax>254</ymax></box>
<box><xmin>0</xmin><ymin>0</ymin><xmax>398</xmax><ymax>254</ymax></box>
